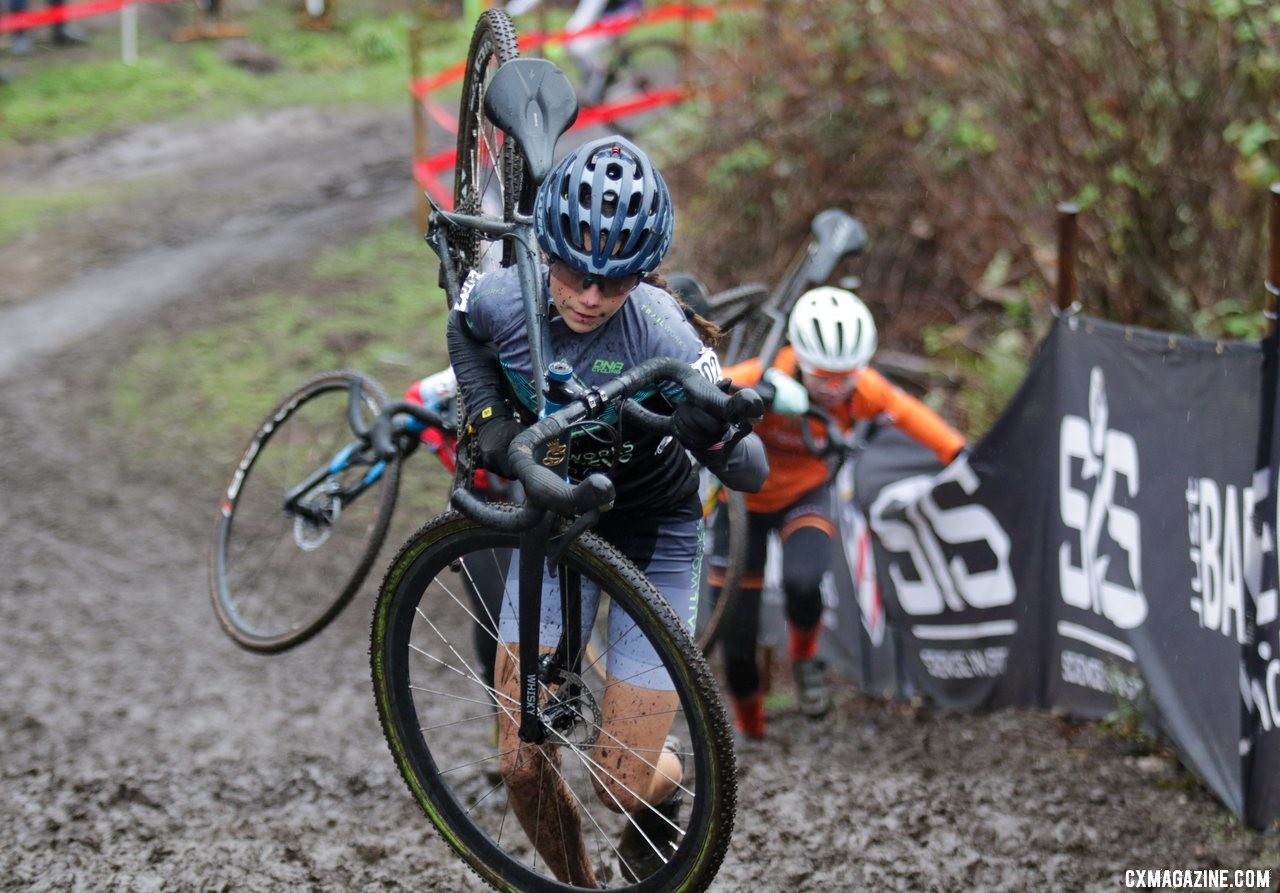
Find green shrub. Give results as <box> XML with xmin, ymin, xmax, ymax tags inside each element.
<box><xmin>669</xmin><ymin>0</ymin><xmax>1280</xmax><ymax>373</ymax></box>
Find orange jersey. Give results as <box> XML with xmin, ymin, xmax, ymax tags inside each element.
<box><xmin>724</xmin><ymin>346</ymin><xmax>966</xmax><ymax>513</ymax></box>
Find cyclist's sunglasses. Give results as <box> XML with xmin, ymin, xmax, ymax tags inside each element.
<box><xmin>551</xmin><ymin>262</ymin><xmax>639</xmax><ymax>298</ymax></box>
<box><xmin>799</xmin><ymin>364</ymin><xmax>860</xmax><ymax>394</ymax></box>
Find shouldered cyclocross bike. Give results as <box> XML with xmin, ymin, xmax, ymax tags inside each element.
<box><xmin>377</xmin><ymin>14</ymin><xmax>760</xmax><ymax>889</ymax></box>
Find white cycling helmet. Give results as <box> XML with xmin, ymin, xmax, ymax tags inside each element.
<box><xmin>787</xmin><ymin>286</ymin><xmax>878</xmax><ymax>372</ymax></box>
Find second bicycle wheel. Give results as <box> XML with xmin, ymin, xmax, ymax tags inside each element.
<box><xmin>696</xmin><ymin>479</ymin><xmax>748</xmax><ymax>652</ymax></box>
<box><xmin>372</xmin><ymin>509</ymin><xmax>736</xmax><ymax>892</ymax></box>
<box><xmin>454</xmin><ymin>7</ymin><xmax>522</xmax><ymax>276</ymax></box>
<box><xmin>210</xmin><ymin>370</ymin><xmax>400</xmax><ymax>653</ymax></box>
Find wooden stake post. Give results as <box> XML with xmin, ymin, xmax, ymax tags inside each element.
<box><xmin>1055</xmin><ymin>202</ymin><xmax>1079</xmax><ymax>313</ymax></box>
<box><xmin>1267</xmin><ymin>183</ymin><xmax>1280</xmax><ymax>337</ymax></box>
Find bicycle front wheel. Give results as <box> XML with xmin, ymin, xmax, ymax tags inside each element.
<box><xmin>372</xmin><ymin>510</ymin><xmax>736</xmax><ymax>892</ymax></box>
<box><xmin>454</xmin><ymin>8</ymin><xmax>522</xmax><ymax>276</ymax></box>
<box><xmin>210</xmin><ymin>370</ymin><xmax>400</xmax><ymax>653</ymax></box>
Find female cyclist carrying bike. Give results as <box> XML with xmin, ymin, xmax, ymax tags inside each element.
<box><xmin>446</xmin><ymin>133</ymin><xmax>767</xmax><ymax>886</ymax></box>
<box><xmin>714</xmin><ymin>286</ymin><xmax>965</xmax><ymax>739</ymax></box>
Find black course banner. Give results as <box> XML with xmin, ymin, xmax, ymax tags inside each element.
<box><xmin>856</xmin><ymin>313</ymin><xmax>1264</xmax><ymax>822</ymax></box>
<box><xmin>1246</xmin><ymin>326</ymin><xmax>1280</xmax><ymax>830</ymax></box>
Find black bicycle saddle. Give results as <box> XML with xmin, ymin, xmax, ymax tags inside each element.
<box><xmin>483</xmin><ymin>58</ymin><xmax>579</xmax><ymax>188</ymax></box>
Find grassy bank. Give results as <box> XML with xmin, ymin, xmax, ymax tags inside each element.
<box><xmin>1</xmin><ymin>0</ymin><xmax>473</xmax><ymax>145</ymax></box>
<box><xmin>108</xmin><ymin>218</ymin><xmax>452</xmax><ymax>508</ymax></box>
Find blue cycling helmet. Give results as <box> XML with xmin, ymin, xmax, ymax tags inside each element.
<box><xmin>534</xmin><ymin>135</ymin><xmax>674</xmax><ymax>278</ymax></box>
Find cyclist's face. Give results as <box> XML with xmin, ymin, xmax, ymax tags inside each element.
<box><xmin>549</xmin><ymin>261</ymin><xmax>639</xmax><ymax>333</ymax></box>
<box><xmin>800</xmin><ymin>365</ymin><xmax>859</xmax><ymax>408</ymax></box>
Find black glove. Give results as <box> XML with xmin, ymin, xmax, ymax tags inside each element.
<box><xmin>672</xmin><ymin>400</ymin><xmax>729</xmax><ymax>452</ymax></box>
<box><xmin>475</xmin><ymin>416</ymin><xmax>523</xmax><ymax>479</ymax></box>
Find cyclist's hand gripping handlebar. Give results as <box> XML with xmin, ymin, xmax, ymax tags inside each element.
<box><xmin>450</xmin><ymin>357</ymin><xmax>764</xmax><ymax>532</ymax></box>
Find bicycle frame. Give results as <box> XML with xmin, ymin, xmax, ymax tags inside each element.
<box><xmin>428</xmin><ymin>204</ymin><xmax>553</xmax><ymax>418</ymax></box>
<box><xmin>282</xmin><ymin>378</ymin><xmax>450</xmax><ymax>528</ymax></box>
<box><xmin>427</xmin><ymin>56</ymin><xmax>580</xmax><ymax>420</ymax></box>
<box><xmin>722</xmin><ymin>207</ymin><xmax>868</xmax><ymax>366</ymax></box>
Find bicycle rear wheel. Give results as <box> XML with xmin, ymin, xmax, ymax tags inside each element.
<box><xmin>371</xmin><ymin>510</ymin><xmax>735</xmax><ymax>892</ymax></box>
<box><xmin>210</xmin><ymin>370</ymin><xmax>400</xmax><ymax>653</ymax></box>
<box><xmin>703</xmin><ymin>282</ymin><xmax>769</xmax><ymax>344</ymax></box>
<box><xmin>454</xmin><ymin>8</ymin><xmax>522</xmax><ymax>276</ymax></box>
<box><xmin>695</xmin><ymin>481</ymin><xmax>748</xmax><ymax>652</ymax></box>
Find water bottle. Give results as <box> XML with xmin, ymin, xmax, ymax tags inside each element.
<box><xmin>539</xmin><ymin>360</ymin><xmax>577</xmax><ymax>473</ymax></box>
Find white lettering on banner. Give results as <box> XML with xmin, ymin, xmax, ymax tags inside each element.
<box><xmin>1242</xmin><ymin>641</ymin><xmax>1280</xmax><ymax>733</ymax></box>
<box><xmin>867</xmin><ymin>453</ymin><xmax>1015</xmax><ymax>619</ymax></box>
<box><xmin>1123</xmin><ymin>868</ymin><xmax>1272</xmax><ymax>889</ymax></box>
<box><xmin>1186</xmin><ymin>477</ymin><xmax>1250</xmax><ymax>643</ymax></box>
<box><xmin>1059</xmin><ymin>367</ymin><xmax>1148</xmax><ymax>629</ymax></box>
<box><xmin>918</xmin><ymin>646</ymin><xmax>1008</xmax><ymax>679</ymax></box>
<box><xmin>1245</xmin><ymin>467</ymin><xmax>1278</xmax><ymax>627</ymax></box>
<box><xmin>1061</xmin><ymin>649</ymin><xmax>1143</xmax><ymax>699</ymax></box>
<box><xmin>1240</xmin><ymin>466</ymin><xmax>1280</xmax><ymax>740</ymax></box>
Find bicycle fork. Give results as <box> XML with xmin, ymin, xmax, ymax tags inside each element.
<box><xmin>515</xmin><ymin>514</ymin><xmax>589</xmax><ymax>746</ymax></box>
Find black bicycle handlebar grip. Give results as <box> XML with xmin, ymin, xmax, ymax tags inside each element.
<box><xmin>450</xmin><ymin>488</ymin><xmax>545</xmax><ymax>532</ymax></box>
<box><xmin>347</xmin><ymin>374</ymin><xmax>374</xmax><ymax>439</ymax></box>
<box><xmin>369</xmin><ymin>413</ymin><xmax>399</xmax><ymax>461</ymax></box>
<box><xmin>619</xmin><ymin>399</ymin><xmax>675</xmax><ymax>434</ymax></box>
<box><xmin>726</xmin><ymin>387</ymin><xmax>764</xmax><ymax>425</ymax></box>
<box><xmin>572</xmin><ymin>473</ymin><xmax>615</xmax><ymax>513</ymax></box>
<box><xmin>380</xmin><ymin>399</ymin><xmax>448</xmax><ymax>432</ymax></box>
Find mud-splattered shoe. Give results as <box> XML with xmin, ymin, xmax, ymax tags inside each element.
<box><xmin>793</xmin><ymin>657</ymin><xmax>832</xmax><ymax>719</ymax></box>
<box><xmin>616</xmin><ymin>735</ymin><xmax>684</xmax><ymax>883</ymax></box>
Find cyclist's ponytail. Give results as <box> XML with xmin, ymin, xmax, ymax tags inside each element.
<box><xmin>645</xmin><ymin>272</ymin><xmax>723</xmax><ymax>347</ymax></box>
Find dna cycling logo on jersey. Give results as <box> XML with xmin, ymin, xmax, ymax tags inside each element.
<box><xmin>865</xmin><ymin>442</ymin><xmax>1015</xmax><ymax>680</ymax></box>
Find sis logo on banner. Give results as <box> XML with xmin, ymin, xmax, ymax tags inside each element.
<box><xmin>866</xmin><ymin>455</ymin><xmax>1014</xmax><ymax>620</ymax></box>
<box><xmin>1059</xmin><ymin>367</ymin><xmax>1148</xmax><ymax>631</ymax></box>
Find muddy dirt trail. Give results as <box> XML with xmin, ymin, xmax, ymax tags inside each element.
<box><xmin>1</xmin><ymin>103</ymin><xmax>1277</xmax><ymax>893</ymax></box>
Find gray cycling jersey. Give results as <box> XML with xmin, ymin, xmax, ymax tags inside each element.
<box><xmin>459</xmin><ymin>264</ymin><xmax>719</xmax><ymax>406</ymax></box>
<box><xmin>456</xmin><ymin>264</ymin><xmax>722</xmax><ymax>518</ymax></box>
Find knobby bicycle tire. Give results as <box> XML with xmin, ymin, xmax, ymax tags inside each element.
<box><xmin>454</xmin><ymin>8</ymin><xmax>523</xmax><ymax>277</ymax></box>
<box><xmin>371</xmin><ymin>509</ymin><xmax>736</xmax><ymax>892</ymax></box>
<box><xmin>695</xmin><ymin>486</ymin><xmax>748</xmax><ymax>653</ymax></box>
<box><xmin>209</xmin><ymin>370</ymin><xmax>400</xmax><ymax>653</ymax></box>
